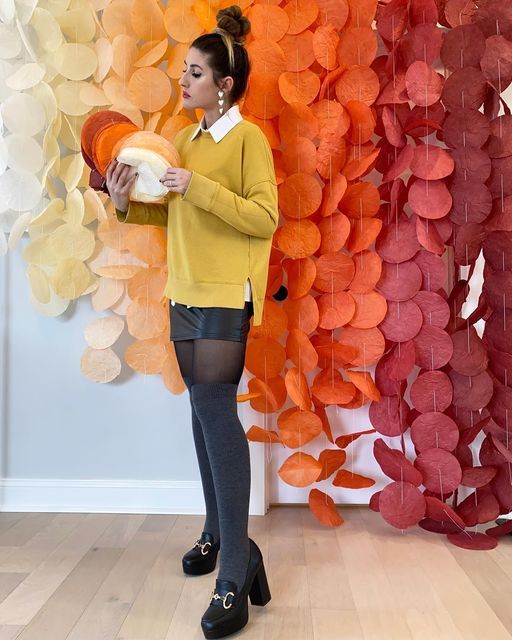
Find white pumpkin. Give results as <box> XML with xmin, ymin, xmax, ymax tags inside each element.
<box><xmin>116</xmin><ymin>147</ymin><xmax>169</xmax><ymax>203</ymax></box>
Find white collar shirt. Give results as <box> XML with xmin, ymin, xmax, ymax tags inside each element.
<box><xmin>189</xmin><ymin>103</ymin><xmax>244</xmax><ymax>143</ymax></box>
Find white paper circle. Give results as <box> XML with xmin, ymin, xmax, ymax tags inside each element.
<box><xmin>0</xmin><ymin>168</ymin><xmax>42</xmax><ymax>211</ymax></box>
<box><xmin>5</xmin><ymin>133</ymin><xmax>44</xmax><ymax>173</ymax></box>
<box><xmin>5</xmin><ymin>62</ymin><xmax>46</xmax><ymax>90</ymax></box>
<box><xmin>1</xmin><ymin>92</ymin><xmax>46</xmax><ymax>135</ymax></box>
<box><xmin>0</xmin><ymin>24</ymin><xmax>21</xmax><ymax>58</ymax></box>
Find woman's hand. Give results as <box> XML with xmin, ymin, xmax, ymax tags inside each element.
<box><xmin>160</xmin><ymin>167</ymin><xmax>192</xmax><ymax>195</ymax></box>
<box><xmin>106</xmin><ymin>159</ymin><xmax>138</xmax><ymax>212</ymax></box>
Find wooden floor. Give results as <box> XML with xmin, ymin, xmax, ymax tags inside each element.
<box><xmin>0</xmin><ymin>506</ymin><xmax>511</xmax><ymax>639</ymax></box>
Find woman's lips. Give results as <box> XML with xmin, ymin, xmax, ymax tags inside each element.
<box><xmin>183</xmin><ymin>92</ymin><xmax>190</xmax><ymax>98</ymax></box>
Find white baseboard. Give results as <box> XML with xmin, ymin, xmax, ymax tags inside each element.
<box><xmin>0</xmin><ymin>477</ymin><xmax>215</xmax><ymax>514</ymax></box>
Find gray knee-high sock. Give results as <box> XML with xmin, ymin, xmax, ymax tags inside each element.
<box><xmin>191</xmin><ymin>382</ymin><xmax>251</xmax><ymax>592</ymax></box>
<box><xmin>183</xmin><ymin>377</ymin><xmax>220</xmax><ymax>544</ymax></box>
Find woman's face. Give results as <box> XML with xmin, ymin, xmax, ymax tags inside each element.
<box><xmin>179</xmin><ymin>47</ymin><xmax>233</xmax><ymax>111</ymax></box>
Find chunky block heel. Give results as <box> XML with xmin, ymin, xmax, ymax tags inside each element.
<box><xmin>201</xmin><ymin>537</ymin><xmax>271</xmax><ymax>638</ymax></box>
<box><xmin>248</xmin><ymin>560</ymin><xmax>271</xmax><ymax>606</ymax></box>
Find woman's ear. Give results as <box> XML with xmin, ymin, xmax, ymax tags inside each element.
<box><xmin>221</xmin><ymin>76</ymin><xmax>234</xmax><ymax>94</ymax></box>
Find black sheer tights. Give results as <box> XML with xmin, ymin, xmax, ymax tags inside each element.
<box><xmin>173</xmin><ymin>336</ymin><xmax>249</xmax><ymax>557</ymax></box>
<box><xmin>173</xmin><ymin>338</ymin><xmax>248</xmax><ymax>386</ymax></box>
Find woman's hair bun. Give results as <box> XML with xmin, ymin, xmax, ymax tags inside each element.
<box><xmin>216</xmin><ymin>5</ymin><xmax>251</xmax><ymax>45</ymax></box>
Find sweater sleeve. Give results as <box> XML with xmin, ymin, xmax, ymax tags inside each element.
<box><xmin>180</xmin><ymin>128</ymin><xmax>279</xmax><ymax>239</ymax></box>
<box><xmin>115</xmin><ymin>199</ymin><xmax>168</xmax><ymax>227</ymax></box>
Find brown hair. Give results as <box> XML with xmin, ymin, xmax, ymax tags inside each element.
<box><xmin>190</xmin><ymin>5</ymin><xmax>251</xmax><ymax>105</ymax></box>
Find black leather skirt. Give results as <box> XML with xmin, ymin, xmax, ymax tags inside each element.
<box><xmin>169</xmin><ymin>300</ymin><xmax>254</xmax><ymax>342</ymax></box>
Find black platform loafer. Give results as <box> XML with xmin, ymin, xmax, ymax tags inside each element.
<box><xmin>200</xmin><ymin>537</ymin><xmax>271</xmax><ymax>639</ymax></box>
<box><xmin>182</xmin><ymin>532</ymin><xmax>220</xmax><ymax>576</ymax></box>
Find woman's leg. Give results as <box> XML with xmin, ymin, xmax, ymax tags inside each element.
<box><xmin>173</xmin><ymin>339</ymin><xmax>220</xmax><ymax>543</ymax></box>
<box><xmin>190</xmin><ymin>338</ymin><xmax>251</xmax><ymax>593</ymax></box>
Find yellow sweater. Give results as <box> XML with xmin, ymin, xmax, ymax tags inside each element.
<box><xmin>115</xmin><ymin>118</ymin><xmax>279</xmax><ymax>326</ymax></box>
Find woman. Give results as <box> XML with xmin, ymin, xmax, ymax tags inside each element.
<box><xmin>106</xmin><ymin>6</ymin><xmax>276</xmax><ymax>638</ymax></box>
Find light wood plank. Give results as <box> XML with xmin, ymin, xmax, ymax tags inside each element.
<box><xmin>0</xmin><ymin>625</ymin><xmax>23</xmax><ymax>640</ymax></box>
<box><xmin>0</xmin><ymin>514</ymin><xmax>116</xmax><ymax>625</ymax></box>
<box><xmin>15</xmin><ymin>547</ymin><xmax>123</xmax><ymax>640</ymax></box>
<box><xmin>0</xmin><ymin>514</ymin><xmax>86</xmax><ymax>573</ymax></box>
<box><xmin>65</xmin><ymin>515</ymin><xmax>174</xmax><ymax>640</ymax></box>
<box><xmin>337</xmin><ymin>507</ymin><xmax>414</xmax><ymax>639</ymax></box>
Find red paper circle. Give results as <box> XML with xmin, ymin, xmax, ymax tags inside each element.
<box><xmin>454</xmin><ymin>222</ymin><xmax>486</xmax><ymax>265</ymax></box>
<box><xmin>479</xmin><ymin>433</ymin><xmax>506</xmax><ymax>467</ymax></box>
<box><xmin>483</xmin><ymin>270</ymin><xmax>512</xmax><ymax>310</ymax></box>
<box><xmin>484</xmin><ymin>308</ymin><xmax>512</xmax><ymax>354</ymax></box>
<box><xmin>409</xmin><ymin>179</ymin><xmax>453</xmax><ymax>219</ymax></box>
<box><xmin>461</xmin><ymin>466</ymin><xmax>497</xmax><ymax>488</ymax></box>
<box><xmin>444</xmin><ymin>0</ymin><xmax>477</xmax><ymax>29</ymax></box>
<box><xmin>447</xmin><ymin>531</ymin><xmax>498</xmax><ymax>550</ymax></box>
<box><xmin>411</xmin><ymin>144</ymin><xmax>455</xmax><ymax>180</ymax></box>
<box><xmin>414</xmin><ymin>448</ymin><xmax>463</xmax><ymax>493</ymax></box>
<box><xmin>488</xmin><ymin>348</ymin><xmax>512</xmax><ymax>387</ymax></box>
<box><xmin>375</xmin><ymin>218</ymin><xmax>421</xmax><ymax>263</ymax></box>
<box><xmin>369</xmin><ymin>490</ymin><xmax>381</xmax><ymax>512</ymax></box>
<box><xmin>375</xmin><ymin>351</ymin><xmax>407</xmax><ymax>394</ymax></box>
<box><xmin>401</xmin><ymin>24</ymin><xmax>443</xmax><ymax>68</ymax></box>
<box><xmin>411</xmin><ymin>412</ymin><xmax>459</xmax><ymax>452</ymax></box>
<box><xmin>450</xmin><ymin>180</ymin><xmax>492</xmax><ymax>224</ymax></box>
<box><xmin>489</xmin><ymin>156</ymin><xmax>512</xmax><ymax>199</ymax></box>
<box><xmin>482</xmin><ymin>230</ymin><xmax>512</xmax><ymax>271</ymax></box>
<box><xmin>412</xmin><ymin>290</ymin><xmax>450</xmax><ymax>328</ymax></box>
<box><xmin>440</xmin><ymin>24</ymin><xmax>486</xmax><ymax>71</ymax></box>
<box><xmin>369</xmin><ymin>394</ymin><xmax>410</xmax><ymax>437</ymax></box>
<box><xmin>488</xmin><ymin>379</ymin><xmax>512</xmax><ymax>430</ymax></box>
<box><xmin>405</xmin><ymin>61</ymin><xmax>443</xmax><ymax>107</ymax></box>
<box><xmin>386</xmin><ymin>339</ymin><xmax>416</xmax><ymax>380</ymax></box>
<box><xmin>443</xmin><ymin>108</ymin><xmax>490</xmax><ymax>149</ymax></box>
<box><xmin>441</xmin><ymin>67</ymin><xmax>487</xmax><ymax>111</ymax></box>
<box><xmin>449</xmin><ymin>327</ymin><xmax>489</xmax><ymax>375</ymax></box>
<box><xmin>456</xmin><ymin>442</ymin><xmax>474</xmax><ymax>468</ymax></box>
<box><xmin>413</xmin><ymin>325</ymin><xmax>454</xmax><ymax>370</ymax></box>
<box><xmin>487</xmin><ymin>114</ymin><xmax>512</xmax><ymax>158</ymax></box>
<box><xmin>481</xmin><ymin>35</ymin><xmax>512</xmax><ymax>91</ymax></box>
<box><xmin>410</xmin><ymin>370</ymin><xmax>453</xmax><ymax>413</ymax></box>
<box><xmin>376</xmin><ymin>260</ymin><xmax>423</xmax><ymax>301</ymax></box>
<box><xmin>374</xmin><ymin>438</ymin><xmax>423</xmax><ymax>486</ymax></box>
<box><xmin>449</xmin><ymin>369</ymin><xmax>494</xmax><ymax>410</ymax></box>
<box><xmin>456</xmin><ymin>488</ymin><xmax>500</xmax><ymax>526</ymax></box>
<box><xmin>424</xmin><ymin>495</ymin><xmax>466</xmax><ymax>530</ymax></box>
<box><xmin>410</xmin><ymin>1</ymin><xmax>438</xmax><ymax>27</ymax></box>
<box><xmin>419</xmin><ymin>517</ymin><xmax>461</xmax><ymax>534</ymax></box>
<box><xmin>379</xmin><ymin>481</ymin><xmax>426</xmax><ymax>529</ymax></box>
<box><xmin>450</xmin><ymin>147</ymin><xmax>492</xmax><ymax>182</ymax></box>
<box><xmin>413</xmin><ymin>250</ymin><xmax>447</xmax><ymax>291</ymax></box>
<box><xmin>379</xmin><ymin>299</ymin><xmax>424</xmax><ymax>342</ymax></box>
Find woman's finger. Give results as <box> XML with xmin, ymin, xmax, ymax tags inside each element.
<box><xmin>119</xmin><ymin>163</ymin><xmax>133</xmax><ymax>182</ymax></box>
<box><xmin>112</xmin><ymin>162</ymin><xmax>125</xmax><ymax>183</ymax></box>
<box><xmin>106</xmin><ymin>159</ymin><xmax>116</xmax><ymax>180</ymax></box>
<box><xmin>121</xmin><ymin>171</ymin><xmax>137</xmax><ymax>195</ymax></box>
<box><xmin>123</xmin><ymin>167</ymin><xmax>137</xmax><ymax>187</ymax></box>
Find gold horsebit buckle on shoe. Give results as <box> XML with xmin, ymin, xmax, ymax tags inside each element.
<box><xmin>210</xmin><ymin>588</ymin><xmax>235</xmax><ymax>609</ymax></box>
<box><xmin>193</xmin><ymin>539</ymin><xmax>212</xmax><ymax>555</ymax></box>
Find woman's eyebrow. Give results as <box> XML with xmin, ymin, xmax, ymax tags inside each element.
<box><xmin>183</xmin><ymin>60</ymin><xmax>203</xmax><ymax>70</ymax></box>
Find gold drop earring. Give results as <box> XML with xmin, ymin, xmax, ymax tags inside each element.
<box><xmin>218</xmin><ymin>90</ymin><xmax>224</xmax><ymax>115</ymax></box>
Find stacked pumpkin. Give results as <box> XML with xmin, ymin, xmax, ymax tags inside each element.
<box><xmin>81</xmin><ymin>110</ymin><xmax>180</xmax><ymax>202</ymax></box>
